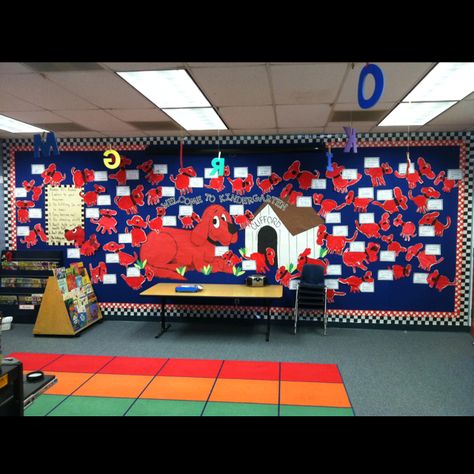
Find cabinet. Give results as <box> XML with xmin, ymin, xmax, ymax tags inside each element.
<box><xmin>0</xmin><ymin>360</ymin><xmax>24</xmax><ymax>416</ymax></box>
<box><xmin>0</xmin><ymin>250</ymin><xmax>63</xmax><ymax>324</ymax></box>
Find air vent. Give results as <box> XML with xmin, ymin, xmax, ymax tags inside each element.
<box><xmin>33</xmin><ymin>123</ymin><xmax>92</xmax><ymax>132</ymax></box>
<box><xmin>330</xmin><ymin>110</ymin><xmax>388</xmax><ymax>122</ymax></box>
<box><xmin>22</xmin><ymin>62</ymin><xmax>104</xmax><ymax>72</ymax></box>
<box><xmin>128</xmin><ymin>121</ymin><xmax>181</xmax><ymax>131</ymax></box>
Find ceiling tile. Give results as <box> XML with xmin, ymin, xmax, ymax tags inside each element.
<box><xmin>226</xmin><ymin>129</ymin><xmax>278</xmax><ymax>136</ymax></box>
<box><xmin>276</xmin><ymin>104</ymin><xmax>331</xmax><ymax>128</ymax></box>
<box><xmin>325</xmin><ymin>122</ymin><xmax>375</xmax><ymax>133</ymax></box>
<box><xmin>186</xmin><ymin>62</ymin><xmax>266</xmax><ymax>68</ymax></box>
<box><xmin>106</xmin><ymin>108</ymin><xmax>170</xmax><ymax>121</ymax></box>
<box><xmin>55</xmin><ymin>131</ymin><xmax>105</xmax><ymax>138</ymax></box>
<box><xmin>337</xmin><ymin>62</ymin><xmax>435</xmax><ymax>104</ymax></box>
<box><xmin>45</xmin><ymin>70</ymin><xmax>154</xmax><ymax>109</ymax></box>
<box><xmin>218</xmin><ymin>106</ymin><xmax>276</xmax><ymax>129</ymax></box>
<box><xmin>270</xmin><ymin>63</ymin><xmax>349</xmax><ymax>105</ymax></box>
<box><xmin>189</xmin><ymin>65</ymin><xmax>272</xmax><ymax>106</ymax></box>
<box><xmin>417</xmin><ymin>124</ymin><xmax>472</xmax><ymax>132</ymax></box>
<box><xmin>0</xmin><ymin>63</ymin><xmax>36</xmax><ymax>74</ymax></box>
<box><xmin>278</xmin><ymin>127</ymin><xmax>326</xmax><ymax>134</ymax></box>
<box><xmin>3</xmin><ymin>110</ymin><xmax>72</xmax><ymax>124</ymax></box>
<box><xmin>0</xmin><ymin>91</ymin><xmax>43</xmax><ymax>112</ymax></box>
<box><xmin>427</xmin><ymin>100</ymin><xmax>474</xmax><ymax>125</ymax></box>
<box><xmin>100</xmin><ymin>62</ymin><xmax>187</xmax><ymax>71</ymax></box>
<box><xmin>53</xmin><ymin>110</ymin><xmax>139</xmax><ymax>132</ymax></box>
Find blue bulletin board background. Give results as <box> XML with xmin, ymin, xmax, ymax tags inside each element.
<box><xmin>3</xmin><ymin>132</ymin><xmax>473</xmax><ymax>328</ymax></box>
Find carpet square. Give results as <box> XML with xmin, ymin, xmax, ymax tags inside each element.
<box><xmin>158</xmin><ymin>358</ymin><xmax>222</xmax><ymax>378</ymax></box>
<box><xmin>280</xmin><ymin>381</ymin><xmax>351</xmax><ymax>408</ymax></box>
<box><xmin>203</xmin><ymin>401</ymin><xmax>278</xmax><ymax>416</ymax></box>
<box><xmin>7</xmin><ymin>352</ymin><xmax>62</xmax><ymax>371</ymax></box>
<box><xmin>209</xmin><ymin>378</ymin><xmax>279</xmax><ymax>405</ymax></box>
<box><xmin>219</xmin><ymin>360</ymin><xmax>279</xmax><ymax>381</ymax></box>
<box><xmin>24</xmin><ymin>394</ymin><xmax>67</xmax><ymax>416</ymax></box>
<box><xmin>280</xmin><ymin>362</ymin><xmax>342</xmax><ymax>383</ymax></box>
<box><xmin>126</xmin><ymin>399</ymin><xmax>205</xmax><ymax>416</ymax></box>
<box><xmin>47</xmin><ymin>396</ymin><xmax>135</xmax><ymax>416</ymax></box>
<box><xmin>140</xmin><ymin>376</ymin><xmax>215</xmax><ymax>401</ymax></box>
<box><xmin>42</xmin><ymin>354</ymin><xmax>114</xmax><ymax>373</ymax></box>
<box><xmin>43</xmin><ymin>371</ymin><xmax>94</xmax><ymax>396</ymax></box>
<box><xmin>280</xmin><ymin>405</ymin><xmax>354</xmax><ymax>416</ymax></box>
<box><xmin>73</xmin><ymin>373</ymin><xmax>153</xmax><ymax>398</ymax></box>
<box><xmin>98</xmin><ymin>356</ymin><xmax>168</xmax><ymax>376</ymax></box>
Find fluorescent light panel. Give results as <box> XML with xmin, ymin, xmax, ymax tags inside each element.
<box><xmin>117</xmin><ymin>69</ymin><xmax>211</xmax><ymax>108</ymax></box>
<box><xmin>163</xmin><ymin>108</ymin><xmax>227</xmax><ymax>131</ymax></box>
<box><xmin>379</xmin><ymin>101</ymin><xmax>456</xmax><ymax>126</ymax></box>
<box><xmin>0</xmin><ymin>114</ymin><xmax>48</xmax><ymax>133</ymax></box>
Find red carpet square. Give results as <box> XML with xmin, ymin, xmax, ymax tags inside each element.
<box><xmin>280</xmin><ymin>362</ymin><xmax>342</xmax><ymax>383</ymax></box>
<box><xmin>98</xmin><ymin>356</ymin><xmax>168</xmax><ymax>376</ymax></box>
<box><xmin>7</xmin><ymin>352</ymin><xmax>62</xmax><ymax>371</ymax></box>
<box><xmin>159</xmin><ymin>358</ymin><xmax>222</xmax><ymax>378</ymax></box>
<box><xmin>43</xmin><ymin>354</ymin><xmax>114</xmax><ymax>373</ymax></box>
<box><xmin>219</xmin><ymin>360</ymin><xmax>279</xmax><ymax>381</ymax></box>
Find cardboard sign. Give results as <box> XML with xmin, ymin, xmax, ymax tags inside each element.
<box><xmin>332</xmin><ymin>225</ymin><xmax>348</xmax><ymax>237</ymax></box>
<box><xmin>359</xmin><ymin>281</ymin><xmax>375</xmax><ymax>292</ymax></box>
<box><xmin>289</xmin><ymin>279</ymin><xmax>300</xmax><ymax>290</ymax></box>
<box><xmin>125</xmin><ymin>170</ymin><xmax>139</xmax><ymax>180</ymax></box>
<box><xmin>358</xmin><ymin>187</ymin><xmax>374</xmax><ymax>199</ymax></box>
<box><xmin>94</xmin><ymin>171</ymin><xmax>108</xmax><ymax>181</ymax></box>
<box><xmin>424</xmin><ymin>244</ymin><xmax>441</xmax><ymax>255</ymax></box>
<box><xmin>377</xmin><ymin>270</ymin><xmax>394</xmax><ymax>281</ymax></box>
<box><xmin>311</xmin><ymin>179</ymin><xmax>327</xmax><ymax>189</ymax></box>
<box><xmin>427</xmin><ymin>199</ymin><xmax>443</xmax><ymax>210</ymax></box>
<box><xmin>97</xmin><ymin>195</ymin><xmax>111</xmax><ymax>206</ymax></box>
<box><xmin>341</xmin><ymin>169</ymin><xmax>358</xmax><ymax>180</ymax></box>
<box><xmin>118</xmin><ymin>233</ymin><xmax>133</xmax><ymax>243</ymax></box>
<box><xmin>15</xmin><ymin>188</ymin><xmax>27</xmax><ymax>198</ymax></box>
<box><xmin>229</xmin><ymin>205</ymin><xmax>244</xmax><ymax>216</ymax></box>
<box><xmin>413</xmin><ymin>273</ymin><xmax>429</xmax><ymax>284</ymax></box>
<box><xmin>377</xmin><ymin>189</ymin><xmax>393</xmax><ymax>201</ymax></box>
<box><xmin>349</xmin><ymin>241</ymin><xmax>365</xmax><ymax>252</ymax></box>
<box><xmin>234</xmin><ymin>167</ymin><xmax>248</xmax><ymax>178</ymax></box>
<box><xmin>105</xmin><ymin>253</ymin><xmax>120</xmax><ymax>263</ymax></box>
<box><xmin>103</xmin><ymin>274</ymin><xmax>117</xmax><ymax>285</ymax></box>
<box><xmin>189</xmin><ymin>177</ymin><xmax>203</xmax><ymax>188</ymax></box>
<box><xmin>364</xmin><ymin>157</ymin><xmax>380</xmax><ymax>168</ymax></box>
<box><xmin>241</xmin><ymin>260</ymin><xmax>257</xmax><ymax>271</ymax></box>
<box><xmin>296</xmin><ymin>196</ymin><xmax>312</xmax><ymax>207</ymax></box>
<box><xmin>325</xmin><ymin>213</ymin><xmax>341</xmax><ymax>224</ymax></box>
<box><xmin>67</xmin><ymin>248</ymin><xmax>81</xmax><ymax>259</ymax></box>
<box><xmin>326</xmin><ymin>265</ymin><xmax>341</xmax><ymax>276</ymax></box>
<box><xmin>85</xmin><ymin>208</ymin><xmax>100</xmax><ymax>219</ymax></box>
<box><xmin>324</xmin><ymin>279</ymin><xmax>339</xmax><ymax>289</ymax></box>
<box><xmin>116</xmin><ymin>186</ymin><xmax>130</xmax><ymax>196</ymax></box>
<box><xmin>257</xmin><ymin>166</ymin><xmax>272</xmax><ymax>176</ymax></box>
<box><xmin>398</xmin><ymin>162</ymin><xmax>415</xmax><ymax>174</ymax></box>
<box><xmin>204</xmin><ymin>168</ymin><xmax>215</xmax><ymax>179</ymax></box>
<box><xmin>126</xmin><ymin>267</ymin><xmax>141</xmax><ymax>277</ymax></box>
<box><xmin>29</xmin><ymin>208</ymin><xmax>42</xmax><ymax>219</ymax></box>
<box><xmin>161</xmin><ymin>186</ymin><xmax>175</xmax><ymax>197</ymax></box>
<box><xmin>162</xmin><ymin>216</ymin><xmax>177</xmax><ymax>226</ymax></box>
<box><xmin>359</xmin><ymin>213</ymin><xmax>374</xmax><ymax>224</ymax></box>
<box><xmin>31</xmin><ymin>164</ymin><xmax>45</xmax><ymax>175</ymax></box>
<box><xmin>179</xmin><ymin>205</ymin><xmax>193</xmax><ymax>216</ymax></box>
<box><xmin>214</xmin><ymin>246</ymin><xmax>229</xmax><ymax>257</ymax></box>
<box><xmin>153</xmin><ymin>164</ymin><xmax>168</xmax><ymax>174</ymax></box>
<box><xmin>379</xmin><ymin>251</ymin><xmax>396</xmax><ymax>262</ymax></box>
<box><xmin>419</xmin><ymin>225</ymin><xmax>435</xmax><ymax>237</ymax></box>
<box><xmin>447</xmin><ymin>169</ymin><xmax>463</xmax><ymax>180</ymax></box>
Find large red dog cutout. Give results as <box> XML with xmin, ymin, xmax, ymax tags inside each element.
<box><xmin>140</xmin><ymin>204</ymin><xmax>239</xmax><ymax>280</ymax></box>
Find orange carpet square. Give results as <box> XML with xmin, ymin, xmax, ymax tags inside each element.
<box><xmin>209</xmin><ymin>378</ymin><xmax>279</xmax><ymax>405</ymax></box>
<box><xmin>140</xmin><ymin>376</ymin><xmax>215</xmax><ymax>401</ymax></box>
<box><xmin>43</xmin><ymin>371</ymin><xmax>94</xmax><ymax>396</ymax></box>
<box><xmin>73</xmin><ymin>374</ymin><xmax>153</xmax><ymax>398</ymax></box>
<box><xmin>280</xmin><ymin>381</ymin><xmax>351</xmax><ymax>408</ymax></box>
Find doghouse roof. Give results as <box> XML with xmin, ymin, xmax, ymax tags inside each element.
<box><xmin>253</xmin><ymin>202</ymin><xmax>325</xmax><ymax>236</ymax></box>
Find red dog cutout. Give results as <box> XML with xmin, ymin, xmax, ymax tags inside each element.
<box><xmin>16</xmin><ymin>201</ymin><xmax>35</xmax><ymax>223</ymax></box>
<box><xmin>136</xmin><ymin>160</ymin><xmax>165</xmax><ymax>185</ymax></box>
<box><xmin>381</xmin><ymin>234</ymin><xmax>407</xmax><ymax>256</ymax></box>
<box><xmin>326</xmin><ymin>289</ymin><xmax>346</xmax><ymax>303</ymax></box>
<box><xmin>372</xmin><ymin>187</ymin><xmax>408</xmax><ymax>214</ymax></box>
<box><xmin>325</xmin><ymin>162</ymin><xmax>362</xmax><ymax>193</ymax></box>
<box><xmin>80</xmin><ymin>234</ymin><xmax>101</xmax><ymax>257</ymax></box>
<box><xmin>80</xmin><ymin>184</ymin><xmax>106</xmax><ymax>207</ymax></box>
<box><xmin>283</xmin><ymin>161</ymin><xmax>320</xmax><ymax>190</ymax></box>
<box><xmin>243</xmin><ymin>248</ymin><xmax>276</xmax><ymax>274</ymax></box>
<box><xmin>405</xmin><ymin>242</ymin><xmax>444</xmax><ymax>271</ymax></box>
<box><xmin>146</xmin><ymin>208</ymin><xmax>166</xmax><ymax>234</ymax></box>
<box><xmin>339</xmin><ymin>271</ymin><xmax>374</xmax><ymax>293</ymax></box>
<box><xmin>342</xmin><ymin>242</ymin><xmax>380</xmax><ymax>273</ymax></box>
<box><xmin>140</xmin><ymin>204</ymin><xmax>239</xmax><ymax>280</ymax></box>
<box><xmin>390</xmin><ymin>264</ymin><xmax>412</xmax><ymax>280</ymax></box>
<box><xmin>312</xmin><ymin>193</ymin><xmax>347</xmax><ymax>217</ymax></box>
<box><xmin>408</xmin><ymin>187</ymin><xmax>440</xmax><ymax>214</ymax></box>
<box><xmin>20</xmin><ymin>224</ymin><xmax>48</xmax><ymax>248</ymax></box>
<box><xmin>393</xmin><ymin>214</ymin><xmax>416</xmax><ymax>241</ymax></box>
<box><xmin>126</xmin><ymin>215</ymin><xmax>148</xmax><ymax>247</ymax></box>
<box><xmin>296</xmin><ymin>248</ymin><xmax>329</xmax><ymax>274</ymax></box>
<box><xmin>256</xmin><ymin>173</ymin><xmax>282</xmax><ymax>194</ymax></box>
<box><xmin>91</xmin><ymin>209</ymin><xmax>118</xmax><ymax>235</ymax></box>
<box><xmin>364</xmin><ymin>162</ymin><xmax>393</xmax><ymax>187</ymax></box>
<box><xmin>394</xmin><ymin>156</ymin><xmax>423</xmax><ymax>189</ymax></box>
<box><xmin>170</xmin><ymin>166</ymin><xmax>197</xmax><ymax>195</ymax></box>
<box><xmin>89</xmin><ymin>262</ymin><xmax>108</xmax><ymax>284</ymax></box>
<box><xmin>427</xmin><ymin>270</ymin><xmax>455</xmax><ymax>292</ymax></box>
<box><xmin>233</xmin><ymin>210</ymin><xmax>254</xmax><ymax>230</ymax></box>
<box><xmin>205</xmin><ymin>165</ymin><xmax>230</xmax><ymax>192</ymax></box>
<box><xmin>317</xmin><ymin>225</ymin><xmax>359</xmax><ymax>255</ymax></box>
<box><xmin>345</xmin><ymin>191</ymin><xmax>373</xmax><ymax>212</ymax></box>
<box><xmin>114</xmin><ymin>185</ymin><xmax>145</xmax><ymax>215</ymax></box>
<box><xmin>71</xmin><ymin>167</ymin><xmax>95</xmax><ymax>188</ymax></box>
<box><xmin>280</xmin><ymin>183</ymin><xmax>303</xmax><ymax>205</ymax></box>
<box><xmin>418</xmin><ymin>212</ymin><xmax>451</xmax><ymax>237</ymax></box>
<box><xmin>41</xmin><ymin>163</ymin><xmax>65</xmax><ymax>186</ymax></box>
<box><xmin>434</xmin><ymin>170</ymin><xmax>461</xmax><ymax>193</ymax></box>
<box><xmin>64</xmin><ymin>226</ymin><xmax>86</xmax><ymax>247</ymax></box>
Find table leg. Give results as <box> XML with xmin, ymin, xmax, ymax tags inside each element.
<box><xmin>266</xmin><ymin>300</ymin><xmax>271</xmax><ymax>342</ymax></box>
<box><xmin>155</xmin><ymin>297</ymin><xmax>171</xmax><ymax>338</ymax></box>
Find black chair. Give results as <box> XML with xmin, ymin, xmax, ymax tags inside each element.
<box><xmin>294</xmin><ymin>264</ymin><xmax>327</xmax><ymax>335</ymax></box>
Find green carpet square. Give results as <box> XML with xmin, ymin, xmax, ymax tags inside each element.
<box><xmin>280</xmin><ymin>405</ymin><xmax>354</xmax><ymax>416</ymax></box>
<box><xmin>126</xmin><ymin>399</ymin><xmax>205</xmax><ymax>416</ymax></box>
<box><xmin>24</xmin><ymin>395</ymin><xmax>67</xmax><ymax>416</ymax></box>
<box><xmin>47</xmin><ymin>396</ymin><xmax>135</xmax><ymax>416</ymax></box>
<box><xmin>203</xmin><ymin>401</ymin><xmax>278</xmax><ymax>416</ymax></box>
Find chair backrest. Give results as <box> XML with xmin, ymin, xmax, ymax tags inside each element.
<box><xmin>300</xmin><ymin>264</ymin><xmax>325</xmax><ymax>284</ymax></box>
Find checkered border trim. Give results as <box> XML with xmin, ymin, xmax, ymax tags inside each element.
<box><xmin>2</xmin><ymin>132</ymin><xmax>472</xmax><ymax>328</ymax></box>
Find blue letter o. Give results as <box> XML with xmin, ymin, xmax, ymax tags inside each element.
<box><xmin>358</xmin><ymin>64</ymin><xmax>384</xmax><ymax>109</ymax></box>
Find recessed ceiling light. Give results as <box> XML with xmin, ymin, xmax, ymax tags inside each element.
<box><xmin>378</xmin><ymin>101</ymin><xmax>456</xmax><ymax>126</ymax></box>
<box><xmin>0</xmin><ymin>114</ymin><xmax>48</xmax><ymax>134</ymax></box>
<box><xmin>163</xmin><ymin>108</ymin><xmax>227</xmax><ymax>131</ymax></box>
<box><xmin>117</xmin><ymin>69</ymin><xmax>211</xmax><ymax>108</ymax></box>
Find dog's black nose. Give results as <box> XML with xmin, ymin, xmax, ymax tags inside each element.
<box><xmin>228</xmin><ymin>222</ymin><xmax>238</xmax><ymax>234</ymax></box>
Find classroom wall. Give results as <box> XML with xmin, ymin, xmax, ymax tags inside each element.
<box><xmin>2</xmin><ymin>131</ymin><xmax>473</xmax><ymax>329</ymax></box>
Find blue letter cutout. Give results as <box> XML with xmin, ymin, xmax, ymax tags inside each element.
<box><xmin>343</xmin><ymin>127</ymin><xmax>358</xmax><ymax>153</ymax></box>
<box><xmin>34</xmin><ymin>132</ymin><xmax>60</xmax><ymax>159</ymax></box>
<box><xmin>210</xmin><ymin>155</ymin><xmax>225</xmax><ymax>177</ymax></box>
<box><xmin>358</xmin><ymin>63</ymin><xmax>384</xmax><ymax>109</ymax></box>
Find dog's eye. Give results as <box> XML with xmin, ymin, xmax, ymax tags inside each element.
<box><xmin>221</xmin><ymin>214</ymin><xmax>227</xmax><ymax>222</ymax></box>
<box><xmin>213</xmin><ymin>216</ymin><xmax>220</xmax><ymax>228</ymax></box>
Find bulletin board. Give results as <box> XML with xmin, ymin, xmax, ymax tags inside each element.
<box><xmin>2</xmin><ymin>132</ymin><xmax>473</xmax><ymax>328</ymax></box>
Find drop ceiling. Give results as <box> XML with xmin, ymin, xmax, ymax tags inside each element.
<box><xmin>0</xmin><ymin>61</ymin><xmax>473</xmax><ymax>139</ymax></box>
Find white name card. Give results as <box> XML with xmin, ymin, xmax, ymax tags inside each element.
<box><xmin>85</xmin><ymin>208</ymin><xmax>100</xmax><ymax>219</ymax></box>
<box><xmin>234</xmin><ymin>167</ymin><xmax>248</xmax><ymax>178</ymax></box>
<box><xmin>324</xmin><ymin>279</ymin><xmax>339</xmax><ymax>289</ymax></box>
<box><xmin>153</xmin><ymin>164</ymin><xmax>168</xmax><ymax>174</ymax></box>
<box><xmin>215</xmin><ymin>246</ymin><xmax>229</xmax><ymax>257</ymax></box>
<box><xmin>332</xmin><ymin>225</ymin><xmax>348</xmax><ymax>237</ymax></box>
<box><xmin>105</xmin><ymin>253</ymin><xmax>120</xmax><ymax>263</ymax></box>
<box><xmin>325</xmin><ymin>213</ymin><xmax>341</xmax><ymax>224</ymax></box>
<box><xmin>257</xmin><ymin>166</ymin><xmax>272</xmax><ymax>176</ymax></box>
<box><xmin>341</xmin><ymin>169</ymin><xmax>358</xmax><ymax>180</ymax></box>
<box><xmin>204</xmin><ymin>168</ymin><xmax>215</xmax><ymax>179</ymax></box>
<box><xmin>125</xmin><ymin>170</ymin><xmax>139</xmax><ymax>180</ymax></box>
<box><xmin>162</xmin><ymin>216</ymin><xmax>177</xmax><ymax>227</ymax></box>
<box><xmin>103</xmin><ymin>274</ymin><xmax>117</xmax><ymax>285</ymax></box>
<box><xmin>378</xmin><ymin>269</ymin><xmax>394</xmax><ymax>281</ymax></box>
<box><xmin>189</xmin><ymin>177</ymin><xmax>203</xmax><ymax>188</ymax></box>
<box><xmin>326</xmin><ymin>265</ymin><xmax>341</xmax><ymax>276</ymax></box>
<box><xmin>19</xmin><ymin>304</ymin><xmax>35</xmax><ymax>310</ymax></box>
<box><xmin>358</xmin><ymin>187</ymin><xmax>374</xmax><ymax>199</ymax></box>
<box><xmin>29</xmin><ymin>208</ymin><xmax>42</xmax><ymax>219</ymax></box>
<box><xmin>94</xmin><ymin>171</ymin><xmax>108</xmax><ymax>181</ymax></box>
<box><xmin>427</xmin><ymin>199</ymin><xmax>443</xmax><ymax>210</ymax></box>
<box><xmin>419</xmin><ymin>225</ymin><xmax>435</xmax><ymax>237</ymax></box>
<box><xmin>179</xmin><ymin>205</ymin><xmax>193</xmax><ymax>216</ymax></box>
<box><xmin>398</xmin><ymin>162</ymin><xmax>415</xmax><ymax>174</ymax></box>
<box><xmin>379</xmin><ymin>251</ymin><xmax>396</xmax><ymax>262</ymax></box>
<box><xmin>16</xmin><ymin>226</ymin><xmax>30</xmax><ymax>236</ymax></box>
<box><xmin>229</xmin><ymin>205</ymin><xmax>244</xmax><ymax>215</ymax></box>
<box><xmin>31</xmin><ymin>164</ymin><xmax>45</xmax><ymax>175</ymax></box>
<box><xmin>377</xmin><ymin>189</ymin><xmax>393</xmax><ymax>201</ymax></box>
<box><xmin>116</xmin><ymin>186</ymin><xmax>130</xmax><ymax>196</ymax></box>
<box><xmin>241</xmin><ymin>260</ymin><xmax>257</xmax><ymax>271</ymax></box>
<box><xmin>424</xmin><ymin>244</ymin><xmax>441</xmax><ymax>255</ymax></box>
<box><xmin>97</xmin><ymin>195</ymin><xmax>111</xmax><ymax>206</ymax></box>
<box><xmin>413</xmin><ymin>273</ymin><xmax>429</xmax><ymax>284</ymax></box>
<box><xmin>359</xmin><ymin>281</ymin><xmax>375</xmax><ymax>292</ymax></box>
<box><xmin>359</xmin><ymin>213</ymin><xmax>375</xmax><ymax>224</ymax></box>
<box><xmin>161</xmin><ymin>186</ymin><xmax>175</xmax><ymax>197</ymax></box>
<box><xmin>118</xmin><ymin>233</ymin><xmax>133</xmax><ymax>243</ymax></box>
<box><xmin>289</xmin><ymin>279</ymin><xmax>300</xmax><ymax>290</ymax></box>
<box><xmin>296</xmin><ymin>196</ymin><xmax>312</xmax><ymax>207</ymax></box>
<box><xmin>447</xmin><ymin>169</ymin><xmax>463</xmax><ymax>180</ymax></box>
<box><xmin>349</xmin><ymin>241</ymin><xmax>365</xmax><ymax>252</ymax></box>
<box><xmin>364</xmin><ymin>157</ymin><xmax>380</xmax><ymax>168</ymax></box>
<box><xmin>67</xmin><ymin>248</ymin><xmax>81</xmax><ymax>259</ymax></box>
<box><xmin>126</xmin><ymin>267</ymin><xmax>141</xmax><ymax>277</ymax></box>
<box><xmin>15</xmin><ymin>188</ymin><xmax>27</xmax><ymax>198</ymax></box>
<box><xmin>311</xmin><ymin>179</ymin><xmax>327</xmax><ymax>189</ymax></box>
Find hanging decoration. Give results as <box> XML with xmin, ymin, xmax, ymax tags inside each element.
<box><xmin>357</xmin><ymin>63</ymin><xmax>385</xmax><ymax>109</ymax></box>
<box><xmin>103</xmin><ymin>149</ymin><xmax>121</xmax><ymax>170</ymax></box>
<box><xmin>210</xmin><ymin>151</ymin><xmax>226</xmax><ymax>177</ymax></box>
<box><xmin>33</xmin><ymin>132</ymin><xmax>60</xmax><ymax>159</ymax></box>
<box><xmin>343</xmin><ymin>126</ymin><xmax>358</xmax><ymax>153</ymax></box>
<box><xmin>326</xmin><ymin>145</ymin><xmax>333</xmax><ymax>171</ymax></box>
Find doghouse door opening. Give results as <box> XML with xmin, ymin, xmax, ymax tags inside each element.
<box><xmin>257</xmin><ymin>226</ymin><xmax>278</xmax><ymax>268</ymax></box>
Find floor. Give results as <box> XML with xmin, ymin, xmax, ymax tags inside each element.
<box><xmin>2</xmin><ymin>319</ymin><xmax>474</xmax><ymax>416</ymax></box>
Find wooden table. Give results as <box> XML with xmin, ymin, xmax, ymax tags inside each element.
<box><xmin>140</xmin><ymin>283</ymin><xmax>283</xmax><ymax>342</ymax></box>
